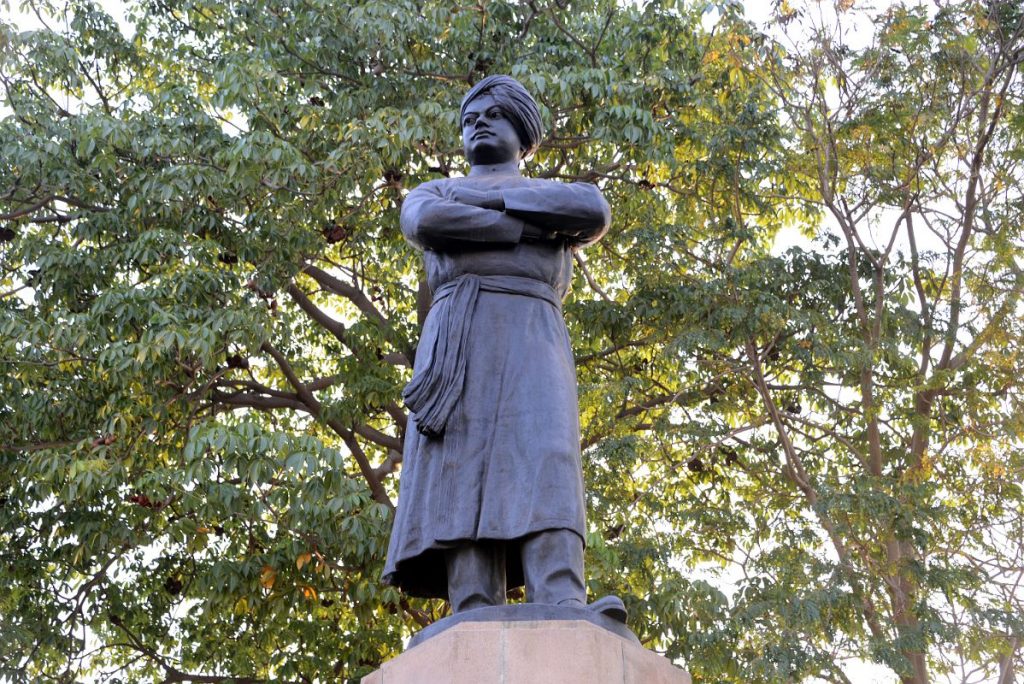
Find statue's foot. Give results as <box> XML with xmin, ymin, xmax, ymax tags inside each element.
<box><xmin>590</xmin><ymin>595</ymin><xmax>627</xmax><ymax>623</ymax></box>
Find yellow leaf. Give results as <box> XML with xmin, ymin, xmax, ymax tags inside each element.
<box><xmin>260</xmin><ymin>565</ymin><xmax>276</xmax><ymax>590</ymax></box>
<box><xmin>301</xmin><ymin>585</ymin><xmax>318</xmax><ymax>601</ymax></box>
<box><xmin>296</xmin><ymin>552</ymin><xmax>312</xmax><ymax>570</ymax></box>
<box><xmin>234</xmin><ymin>597</ymin><xmax>248</xmax><ymax>614</ymax></box>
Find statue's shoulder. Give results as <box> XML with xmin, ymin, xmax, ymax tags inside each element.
<box><xmin>412</xmin><ymin>176</ymin><xmax>447</xmax><ymax>190</ymax></box>
<box><xmin>410</xmin><ymin>175</ymin><xmax>463</xmax><ymax>195</ymax></box>
<box><xmin>521</xmin><ymin>175</ymin><xmax>566</xmax><ymax>188</ymax></box>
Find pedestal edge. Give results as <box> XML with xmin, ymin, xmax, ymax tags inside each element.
<box><xmin>406</xmin><ymin>603</ymin><xmax>640</xmax><ymax>649</ymax></box>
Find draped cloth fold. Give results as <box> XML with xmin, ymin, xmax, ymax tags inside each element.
<box><xmin>403</xmin><ymin>273</ymin><xmax>562</xmax><ymax>437</ymax></box>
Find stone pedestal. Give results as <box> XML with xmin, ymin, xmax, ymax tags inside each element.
<box><xmin>361</xmin><ymin>619</ymin><xmax>691</xmax><ymax>684</ymax></box>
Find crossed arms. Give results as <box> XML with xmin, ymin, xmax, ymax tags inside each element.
<box><xmin>400</xmin><ymin>179</ymin><xmax>611</xmax><ymax>251</ymax></box>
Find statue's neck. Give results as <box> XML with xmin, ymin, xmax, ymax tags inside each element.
<box><xmin>468</xmin><ymin>161</ymin><xmax>521</xmax><ymax>177</ymax></box>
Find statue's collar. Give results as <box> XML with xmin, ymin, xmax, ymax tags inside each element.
<box><xmin>468</xmin><ymin>161</ymin><xmax>521</xmax><ymax>177</ymax></box>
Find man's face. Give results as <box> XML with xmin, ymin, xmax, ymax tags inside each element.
<box><xmin>461</xmin><ymin>94</ymin><xmax>521</xmax><ymax>166</ymax></box>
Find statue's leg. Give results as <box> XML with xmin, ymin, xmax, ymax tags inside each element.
<box><xmin>444</xmin><ymin>540</ymin><xmax>507</xmax><ymax>613</ymax></box>
<box><xmin>520</xmin><ymin>529</ymin><xmax>586</xmax><ymax>607</ymax></box>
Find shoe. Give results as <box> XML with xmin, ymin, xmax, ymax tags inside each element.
<box><xmin>590</xmin><ymin>595</ymin><xmax>627</xmax><ymax>623</ymax></box>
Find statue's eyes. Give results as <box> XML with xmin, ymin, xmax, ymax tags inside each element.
<box><xmin>462</xmin><ymin>108</ymin><xmax>502</xmax><ymax>127</ymax></box>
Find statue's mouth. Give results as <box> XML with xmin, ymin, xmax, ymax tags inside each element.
<box><xmin>472</xmin><ymin>131</ymin><xmax>492</xmax><ymax>140</ymax></box>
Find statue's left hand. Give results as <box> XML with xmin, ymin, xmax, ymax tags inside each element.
<box><xmin>445</xmin><ymin>187</ymin><xmax>505</xmax><ymax>211</ymax></box>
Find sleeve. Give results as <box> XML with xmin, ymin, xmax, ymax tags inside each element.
<box><xmin>500</xmin><ymin>181</ymin><xmax>611</xmax><ymax>247</ymax></box>
<box><xmin>400</xmin><ymin>181</ymin><xmax>526</xmax><ymax>251</ymax></box>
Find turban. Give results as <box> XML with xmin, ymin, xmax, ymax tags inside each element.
<box><xmin>460</xmin><ymin>75</ymin><xmax>544</xmax><ymax>159</ymax></box>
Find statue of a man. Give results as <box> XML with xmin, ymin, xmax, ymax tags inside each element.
<box><xmin>383</xmin><ymin>75</ymin><xmax>624</xmax><ymax>622</ymax></box>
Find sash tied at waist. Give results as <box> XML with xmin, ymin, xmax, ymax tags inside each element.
<box><xmin>403</xmin><ymin>274</ymin><xmax>563</xmax><ymax>438</ymax></box>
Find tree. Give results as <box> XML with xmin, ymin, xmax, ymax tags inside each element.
<box><xmin>745</xmin><ymin>2</ymin><xmax>1024</xmax><ymax>681</ymax></box>
<box><xmin>0</xmin><ymin>0</ymin><xmax>1021</xmax><ymax>682</ymax></box>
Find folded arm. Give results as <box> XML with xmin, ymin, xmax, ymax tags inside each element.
<box><xmin>400</xmin><ymin>182</ymin><xmax>527</xmax><ymax>251</ymax></box>
<box><xmin>401</xmin><ymin>179</ymin><xmax>611</xmax><ymax>251</ymax></box>
<box><xmin>500</xmin><ymin>181</ymin><xmax>611</xmax><ymax>247</ymax></box>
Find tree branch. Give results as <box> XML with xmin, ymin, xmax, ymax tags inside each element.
<box><xmin>286</xmin><ymin>284</ymin><xmax>347</xmax><ymax>345</ymax></box>
<box><xmin>258</xmin><ymin>341</ymin><xmax>393</xmax><ymax>509</ymax></box>
<box><xmin>302</xmin><ymin>264</ymin><xmax>393</xmax><ymax>331</ymax></box>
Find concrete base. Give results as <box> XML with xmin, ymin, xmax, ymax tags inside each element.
<box><xmin>361</xmin><ymin>619</ymin><xmax>691</xmax><ymax>684</ymax></box>
<box><xmin>406</xmin><ymin>603</ymin><xmax>639</xmax><ymax>648</ymax></box>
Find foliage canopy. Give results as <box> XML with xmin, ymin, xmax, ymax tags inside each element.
<box><xmin>1</xmin><ymin>0</ymin><xmax>1022</xmax><ymax>682</ymax></box>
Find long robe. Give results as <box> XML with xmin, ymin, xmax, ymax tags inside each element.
<box><xmin>383</xmin><ymin>171</ymin><xmax>610</xmax><ymax>599</ymax></box>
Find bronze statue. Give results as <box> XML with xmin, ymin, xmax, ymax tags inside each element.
<box><xmin>383</xmin><ymin>75</ymin><xmax>624</xmax><ymax>623</ymax></box>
